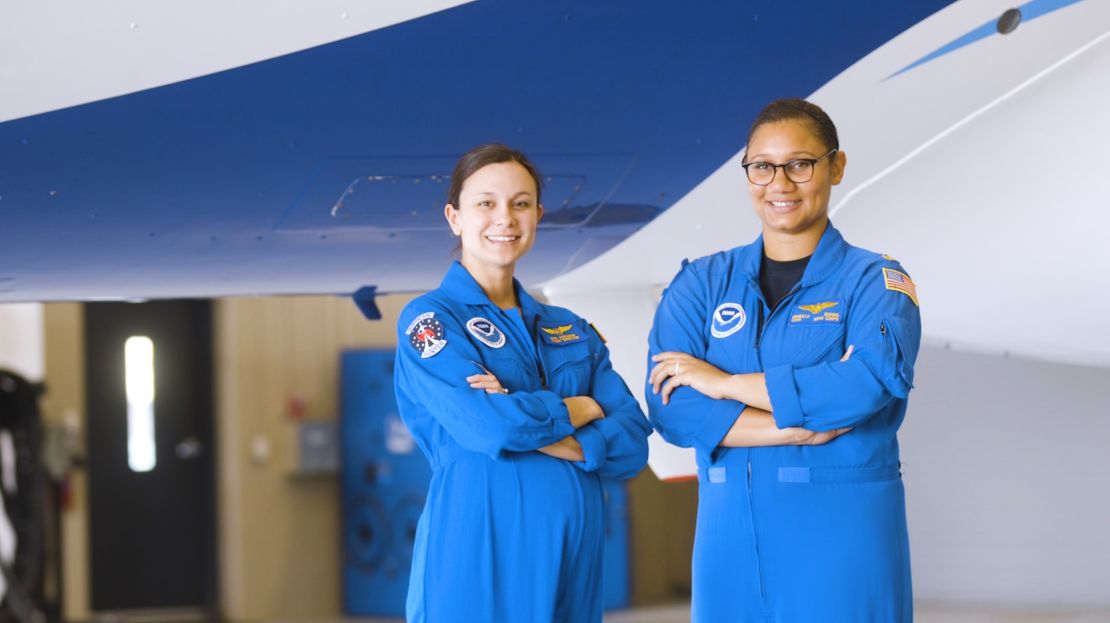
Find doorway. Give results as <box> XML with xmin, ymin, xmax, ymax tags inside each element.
<box><xmin>83</xmin><ymin>300</ymin><xmax>216</xmax><ymax>612</ymax></box>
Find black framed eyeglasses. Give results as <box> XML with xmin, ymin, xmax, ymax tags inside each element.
<box><xmin>741</xmin><ymin>148</ymin><xmax>838</xmax><ymax>186</ymax></box>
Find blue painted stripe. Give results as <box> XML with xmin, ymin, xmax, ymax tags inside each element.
<box><xmin>886</xmin><ymin>0</ymin><xmax>1087</xmax><ymax>80</ymax></box>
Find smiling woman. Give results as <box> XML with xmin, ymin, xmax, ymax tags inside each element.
<box><xmin>646</xmin><ymin>99</ymin><xmax>922</xmax><ymax>622</ymax></box>
<box><xmin>390</xmin><ymin>144</ymin><xmax>651</xmax><ymax>622</ymax></box>
<box><xmin>443</xmin><ymin>145</ymin><xmax>546</xmax><ymax>301</ymax></box>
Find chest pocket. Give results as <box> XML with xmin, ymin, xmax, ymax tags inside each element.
<box><xmin>880</xmin><ymin>317</ymin><xmax>915</xmax><ymax>398</ymax></box>
<box><xmin>544</xmin><ymin>342</ymin><xmax>596</xmax><ymax>398</ymax></box>
<box><xmin>780</xmin><ymin>299</ymin><xmax>848</xmax><ymax>368</ymax></box>
<box><xmin>479</xmin><ymin>354</ymin><xmax>536</xmax><ymax>393</ymax></box>
<box><xmin>785</xmin><ymin>327</ymin><xmax>845</xmax><ymax>368</ymax></box>
<box><xmin>703</xmin><ymin>299</ymin><xmax>758</xmax><ymax>374</ymax></box>
<box><xmin>704</xmin><ymin>336</ymin><xmax>748</xmax><ymax>374</ymax></box>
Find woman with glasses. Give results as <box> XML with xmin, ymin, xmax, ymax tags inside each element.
<box><xmin>394</xmin><ymin>143</ymin><xmax>651</xmax><ymax>623</ymax></box>
<box><xmin>646</xmin><ymin>99</ymin><xmax>921</xmax><ymax>622</ymax></box>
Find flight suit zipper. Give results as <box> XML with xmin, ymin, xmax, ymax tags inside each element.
<box><xmin>497</xmin><ymin>307</ymin><xmax>548</xmax><ymax>389</ymax></box>
<box><xmin>752</xmin><ymin>281</ymin><xmax>801</xmax><ymax>352</ymax></box>
<box><xmin>754</xmin><ymin>305</ymin><xmax>765</xmax><ymax>350</ymax></box>
<box><xmin>747</xmin><ymin>458</ymin><xmax>768</xmax><ymax>606</ymax></box>
<box><xmin>747</xmin><ymin>278</ymin><xmax>804</xmax><ymax>613</ymax></box>
<box><xmin>880</xmin><ymin>321</ymin><xmax>888</xmax><ymax>381</ymax></box>
<box><xmin>536</xmin><ymin>356</ymin><xmax>548</xmax><ymax>389</ymax></box>
<box><xmin>529</xmin><ymin>315</ymin><xmax>549</xmax><ymax>389</ymax></box>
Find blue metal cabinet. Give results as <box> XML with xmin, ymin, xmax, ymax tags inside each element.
<box><xmin>341</xmin><ymin>349</ymin><xmax>430</xmax><ymax>617</ymax></box>
<box><xmin>340</xmin><ymin>348</ymin><xmax>630</xmax><ymax>615</ymax></box>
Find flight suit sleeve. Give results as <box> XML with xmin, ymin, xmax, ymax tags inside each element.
<box><xmin>765</xmin><ymin>261</ymin><xmax>922</xmax><ymax>431</ymax></box>
<box><xmin>571</xmin><ymin>328</ymin><xmax>651</xmax><ymax>480</ymax></box>
<box><xmin>394</xmin><ymin>302</ymin><xmax>576</xmax><ymax>458</ymax></box>
<box><xmin>645</xmin><ymin>261</ymin><xmax>747</xmax><ymax>455</ymax></box>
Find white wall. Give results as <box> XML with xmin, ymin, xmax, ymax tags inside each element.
<box><xmin>549</xmin><ymin>284</ymin><xmax>1110</xmax><ymax>607</ymax></box>
<box><xmin>902</xmin><ymin>344</ymin><xmax>1110</xmax><ymax>607</ymax></box>
<box><xmin>0</xmin><ymin>303</ymin><xmax>44</xmax><ymax>380</ymax></box>
<box><xmin>543</xmin><ymin>288</ymin><xmax>699</xmax><ymax>481</ymax></box>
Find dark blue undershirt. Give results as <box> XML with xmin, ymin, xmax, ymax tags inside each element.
<box><xmin>759</xmin><ymin>254</ymin><xmax>811</xmax><ymax>310</ymax></box>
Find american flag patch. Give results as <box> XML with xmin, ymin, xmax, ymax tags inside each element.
<box><xmin>883</xmin><ymin>268</ymin><xmax>919</xmax><ymax>306</ymax></box>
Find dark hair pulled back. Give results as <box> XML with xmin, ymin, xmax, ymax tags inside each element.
<box><xmin>746</xmin><ymin>98</ymin><xmax>839</xmax><ymax>154</ymax></box>
<box><xmin>446</xmin><ymin>143</ymin><xmax>544</xmax><ymax>209</ymax></box>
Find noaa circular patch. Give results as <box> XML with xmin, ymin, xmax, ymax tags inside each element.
<box><xmin>406</xmin><ymin>312</ymin><xmax>447</xmax><ymax>359</ymax></box>
<box><xmin>466</xmin><ymin>317</ymin><xmax>506</xmax><ymax>349</ymax></box>
<box><xmin>711</xmin><ymin>302</ymin><xmax>747</xmax><ymax>338</ymax></box>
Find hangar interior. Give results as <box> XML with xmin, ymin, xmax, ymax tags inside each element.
<box><xmin>1</xmin><ymin>297</ymin><xmax>1108</xmax><ymax>623</ymax></box>
<box><xmin>3</xmin><ymin>1</ymin><xmax>1110</xmax><ymax>622</ymax></box>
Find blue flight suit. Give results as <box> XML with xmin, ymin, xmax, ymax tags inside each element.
<box><xmin>646</xmin><ymin>223</ymin><xmax>921</xmax><ymax>623</ymax></box>
<box><xmin>395</xmin><ymin>260</ymin><xmax>650</xmax><ymax>623</ymax></box>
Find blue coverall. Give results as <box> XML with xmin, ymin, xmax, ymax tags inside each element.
<box><xmin>395</xmin><ymin>260</ymin><xmax>651</xmax><ymax>623</ymax></box>
<box><xmin>647</xmin><ymin>223</ymin><xmax>922</xmax><ymax>623</ymax></box>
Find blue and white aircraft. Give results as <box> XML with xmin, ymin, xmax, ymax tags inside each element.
<box><xmin>4</xmin><ymin>0</ymin><xmax>1110</xmax><ymax>610</ymax></box>
<box><xmin>5</xmin><ymin>0</ymin><xmax>1106</xmax><ymax>467</ymax></box>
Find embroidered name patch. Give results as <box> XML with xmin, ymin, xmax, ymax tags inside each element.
<box><xmin>466</xmin><ymin>317</ymin><xmax>506</xmax><ymax>348</ymax></box>
<box><xmin>540</xmin><ymin>323</ymin><xmax>582</xmax><ymax>345</ymax></box>
<box><xmin>406</xmin><ymin>312</ymin><xmax>447</xmax><ymax>359</ymax></box>
<box><xmin>882</xmin><ymin>268</ymin><xmax>919</xmax><ymax>306</ymax></box>
<box><xmin>790</xmin><ymin>301</ymin><xmax>843</xmax><ymax>325</ymax></box>
<box><xmin>711</xmin><ymin>302</ymin><xmax>746</xmax><ymax>338</ymax></box>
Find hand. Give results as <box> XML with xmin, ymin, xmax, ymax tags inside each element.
<box><xmin>466</xmin><ymin>372</ymin><xmax>508</xmax><ymax>395</ymax></box>
<box><xmin>650</xmin><ymin>352</ymin><xmax>732</xmax><ymax>406</ymax></box>
<box><xmin>538</xmin><ymin>435</ymin><xmax>585</xmax><ymax>462</ymax></box>
<box><xmin>563</xmin><ymin>396</ymin><xmax>604</xmax><ymax>428</ymax></box>
<box><xmin>790</xmin><ymin>427</ymin><xmax>852</xmax><ymax>445</ymax></box>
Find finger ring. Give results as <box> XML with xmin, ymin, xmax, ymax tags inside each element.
<box><xmin>674</xmin><ymin>361</ymin><xmax>680</xmax><ymax>375</ymax></box>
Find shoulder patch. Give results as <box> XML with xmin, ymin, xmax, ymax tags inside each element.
<box><xmin>466</xmin><ymin>317</ymin><xmax>506</xmax><ymax>348</ymax></box>
<box><xmin>406</xmin><ymin>312</ymin><xmax>448</xmax><ymax>358</ymax></box>
<box><xmin>882</xmin><ymin>268</ymin><xmax>919</xmax><ymax>306</ymax></box>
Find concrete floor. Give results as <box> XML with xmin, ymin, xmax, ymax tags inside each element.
<box><xmin>603</xmin><ymin>603</ymin><xmax>1110</xmax><ymax>623</ymax></box>
<box><xmin>334</xmin><ymin>602</ymin><xmax>1110</xmax><ymax>623</ymax></box>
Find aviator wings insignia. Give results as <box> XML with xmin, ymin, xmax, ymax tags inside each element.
<box><xmin>798</xmin><ymin>302</ymin><xmax>838</xmax><ymax>314</ymax></box>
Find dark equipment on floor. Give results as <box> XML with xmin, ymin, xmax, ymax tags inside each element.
<box><xmin>0</xmin><ymin>370</ymin><xmax>51</xmax><ymax>623</ymax></box>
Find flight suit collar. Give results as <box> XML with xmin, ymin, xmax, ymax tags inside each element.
<box><xmin>439</xmin><ymin>261</ymin><xmax>549</xmax><ymax>374</ymax></box>
<box><xmin>439</xmin><ymin>260</ymin><xmax>488</xmax><ymax>304</ymax></box>
<box><xmin>438</xmin><ymin>260</ymin><xmax>543</xmax><ymax>318</ymax></box>
<box><xmin>738</xmin><ymin>221</ymin><xmax>848</xmax><ymax>288</ymax></box>
<box><xmin>799</xmin><ymin>222</ymin><xmax>848</xmax><ymax>287</ymax></box>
